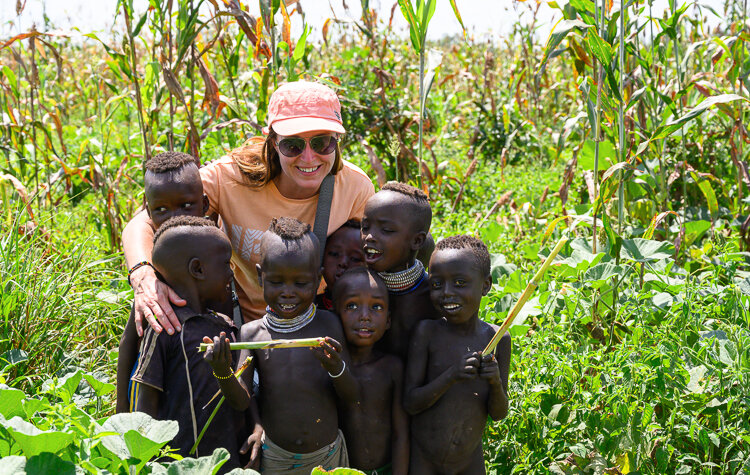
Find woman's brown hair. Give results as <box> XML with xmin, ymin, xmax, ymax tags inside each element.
<box><xmin>228</xmin><ymin>130</ymin><xmax>344</xmax><ymax>188</ymax></box>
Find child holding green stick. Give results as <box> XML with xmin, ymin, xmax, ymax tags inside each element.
<box><xmin>204</xmin><ymin>217</ymin><xmax>356</xmax><ymax>474</ymax></box>
<box><xmin>130</xmin><ymin>216</ymin><xmax>248</xmax><ymax>472</ymax></box>
<box><xmin>404</xmin><ymin>235</ymin><xmax>511</xmax><ymax>474</ymax></box>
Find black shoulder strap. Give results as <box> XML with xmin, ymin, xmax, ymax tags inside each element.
<box><xmin>313</xmin><ymin>174</ymin><xmax>335</xmax><ymax>265</ymax></box>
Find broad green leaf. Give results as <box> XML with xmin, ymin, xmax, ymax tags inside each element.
<box><xmin>142</xmin><ymin>61</ymin><xmax>160</xmax><ymax>112</ymax></box>
<box><xmin>0</xmin><ymin>385</ymin><xmax>26</xmax><ymax>419</ymax></box>
<box><xmin>586</xmin><ymin>30</ymin><xmax>613</xmax><ymax>67</ymax></box>
<box><xmin>620</xmin><ymin>239</ymin><xmax>674</xmax><ymax>263</ymax></box>
<box><xmin>539</xmin><ymin>19</ymin><xmax>591</xmax><ymax>74</ymax></box>
<box><xmin>83</xmin><ymin>374</ymin><xmax>116</xmax><ymax>398</ymax></box>
<box><xmin>149</xmin><ymin>448</ymin><xmax>235</xmax><ymax>475</ymax></box>
<box><xmin>584</xmin><ymin>262</ymin><xmax>628</xmax><ymax>288</ymax></box>
<box><xmin>98</xmin><ymin>412</ymin><xmax>178</xmax><ymax>465</ymax></box>
<box><xmin>579</xmin><ymin>140</ymin><xmax>616</xmax><ymax>171</ymax></box>
<box><xmin>491</xmin><ymin>254</ymin><xmax>517</xmax><ymax>279</ymax></box>
<box><xmin>683</xmin><ymin>220</ymin><xmax>711</xmax><ymax>248</ymax></box>
<box><xmin>398</xmin><ymin>0</ymin><xmax>421</xmax><ymax>51</ymax></box>
<box><xmin>0</xmin><ymin>349</ymin><xmax>28</xmax><ymax>368</ymax></box>
<box><xmin>56</xmin><ymin>371</ymin><xmax>83</xmax><ymax>404</ymax></box>
<box><xmin>311</xmin><ymin>468</ymin><xmax>365</xmax><ymax>475</ymax></box>
<box><xmin>0</xmin><ymin>417</ymin><xmax>74</xmax><ymax>457</ymax></box>
<box><xmin>25</xmin><ymin>452</ymin><xmax>76</xmax><ymax>475</ymax></box>
<box><xmin>690</xmin><ymin>173</ymin><xmax>718</xmax><ymax>221</ymax></box>
<box><xmin>292</xmin><ymin>25</ymin><xmax>309</xmax><ymax>63</ymax></box>
<box><xmin>651</xmin><ymin>94</ymin><xmax>748</xmax><ymax>140</ymax></box>
<box><xmin>644</xmin><ymin>211</ymin><xmax>678</xmax><ymax>239</ymax></box>
<box><xmin>687</xmin><ymin>365</ymin><xmax>707</xmax><ymax>393</ymax></box>
<box><xmin>1</xmin><ymin>65</ymin><xmax>18</xmax><ymax>97</ymax></box>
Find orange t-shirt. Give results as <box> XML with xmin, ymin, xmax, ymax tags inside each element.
<box><xmin>200</xmin><ymin>157</ymin><xmax>375</xmax><ymax>321</ymax></box>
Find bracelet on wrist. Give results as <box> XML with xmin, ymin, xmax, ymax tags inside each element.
<box><xmin>213</xmin><ymin>370</ymin><xmax>233</xmax><ymax>380</ymax></box>
<box><xmin>127</xmin><ymin>261</ymin><xmax>154</xmax><ymax>287</ymax></box>
<box><xmin>328</xmin><ymin>360</ymin><xmax>346</xmax><ymax>379</ymax></box>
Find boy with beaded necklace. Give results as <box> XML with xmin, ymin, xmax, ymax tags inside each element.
<box><xmin>361</xmin><ymin>182</ymin><xmax>436</xmax><ymax>359</ymax></box>
<box><xmin>204</xmin><ymin>217</ymin><xmax>356</xmax><ymax>474</ymax></box>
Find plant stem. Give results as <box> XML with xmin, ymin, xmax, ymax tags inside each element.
<box><xmin>123</xmin><ymin>3</ymin><xmax>151</xmax><ymax>163</ymax></box>
<box><xmin>418</xmin><ymin>47</ymin><xmax>425</xmax><ymax>190</ymax></box>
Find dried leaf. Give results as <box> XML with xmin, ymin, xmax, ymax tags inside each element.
<box><xmin>360</xmin><ymin>139</ymin><xmax>386</xmax><ymax>187</ymax></box>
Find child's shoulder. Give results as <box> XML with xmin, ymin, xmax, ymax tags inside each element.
<box><xmin>413</xmin><ymin>317</ymin><xmax>444</xmax><ymax>338</ymax></box>
<box><xmin>239</xmin><ymin>318</ymin><xmax>270</xmax><ymax>340</ymax></box>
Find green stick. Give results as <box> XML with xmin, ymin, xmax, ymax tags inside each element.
<box><xmin>482</xmin><ymin>237</ymin><xmax>568</xmax><ymax>355</ymax></box>
<box><xmin>197</xmin><ymin>337</ymin><xmax>325</xmax><ymax>353</ymax></box>
<box><xmin>190</xmin><ymin>356</ymin><xmax>253</xmax><ymax>455</ymax></box>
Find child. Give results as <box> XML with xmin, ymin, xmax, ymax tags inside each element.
<box><xmin>204</xmin><ymin>217</ymin><xmax>356</xmax><ymax>474</ymax></box>
<box><xmin>404</xmin><ymin>235</ymin><xmax>511</xmax><ymax>474</ymax></box>
<box><xmin>116</xmin><ymin>151</ymin><xmax>209</xmax><ymax>413</ymax></box>
<box><xmin>317</xmin><ymin>219</ymin><xmax>366</xmax><ymax>311</ymax></box>
<box><xmin>361</xmin><ymin>181</ymin><xmax>434</xmax><ymax>358</ymax></box>
<box><xmin>130</xmin><ymin>216</ymin><xmax>247</xmax><ymax>472</ymax></box>
<box><xmin>333</xmin><ymin>267</ymin><xmax>409</xmax><ymax>474</ymax></box>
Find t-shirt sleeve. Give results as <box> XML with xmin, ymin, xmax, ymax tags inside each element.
<box><xmin>199</xmin><ymin>159</ymin><xmax>222</xmax><ymax>217</ymax></box>
<box><xmin>131</xmin><ymin>326</ymin><xmax>169</xmax><ymax>392</ymax></box>
<box><xmin>346</xmin><ymin>165</ymin><xmax>375</xmax><ymax>219</ymax></box>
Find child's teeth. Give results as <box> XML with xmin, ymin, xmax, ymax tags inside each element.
<box><xmin>444</xmin><ymin>304</ymin><xmax>459</xmax><ymax>309</ymax></box>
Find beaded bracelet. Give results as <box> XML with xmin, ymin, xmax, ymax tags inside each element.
<box><xmin>328</xmin><ymin>360</ymin><xmax>346</xmax><ymax>379</ymax></box>
<box><xmin>213</xmin><ymin>371</ymin><xmax>233</xmax><ymax>380</ymax></box>
<box><xmin>127</xmin><ymin>261</ymin><xmax>154</xmax><ymax>287</ymax></box>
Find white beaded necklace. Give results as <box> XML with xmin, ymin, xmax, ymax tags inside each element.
<box><xmin>263</xmin><ymin>303</ymin><xmax>316</xmax><ymax>333</ymax></box>
<box><xmin>378</xmin><ymin>260</ymin><xmax>425</xmax><ymax>293</ymax></box>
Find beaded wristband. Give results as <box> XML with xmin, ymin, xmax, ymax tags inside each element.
<box><xmin>328</xmin><ymin>360</ymin><xmax>346</xmax><ymax>379</ymax></box>
<box><xmin>127</xmin><ymin>261</ymin><xmax>154</xmax><ymax>287</ymax></box>
<box><xmin>213</xmin><ymin>371</ymin><xmax>233</xmax><ymax>380</ymax></box>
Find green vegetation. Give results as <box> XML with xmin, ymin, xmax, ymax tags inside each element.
<box><xmin>1</xmin><ymin>0</ymin><xmax>749</xmax><ymax>473</ymax></box>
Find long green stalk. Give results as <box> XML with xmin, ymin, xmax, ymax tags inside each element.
<box><xmin>197</xmin><ymin>337</ymin><xmax>324</xmax><ymax>353</ymax></box>
<box><xmin>618</xmin><ymin>0</ymin><xmax>625</xmax><ymax>234</ymax></box>
<box><xmin>482</xmin><ymin>237</ymin><xmax>568</xmax><ymax>355</ymax></box>
<box><xmin>592</xmin><ymin>0</ymin><xmax>606</xmax><ymax>254</ymax></box>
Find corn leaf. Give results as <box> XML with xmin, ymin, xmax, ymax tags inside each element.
<box><xmin>651</xmin><ymin>94</ymin><xmax>748</xmax><ymax>140</ymax></box>
<box><xmin>539</xmin><ymin>19</ymin><xmax>591</xmax><ymax>75</ymax></box>
<box><xmin>690</xmin><ymin>172</ymin><xmax>718</xmax><ymax>221</ymax></box>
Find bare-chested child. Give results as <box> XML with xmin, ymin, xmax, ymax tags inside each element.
<box><xmin>130</xmin><ymin>216</ymin><xmax>247</xmax><ymax>472</ymax></box>
<box><xmin>116</xmin><ymin>151</ymin><xmax>209</xmax><ymax>413</ymax></box>
<box><xmin>405</xmin><ymin>235</ymin><xmax>511</xmax><ymax>474</ymax></box>
<box><xmin>203</xmin><ymin>216</ymin><xmax>356</xmax><ymax>474</ymax></box>
<box><xmin>333</xmin><ymin>267</ymin><xmax>409</xmax><ymax>474</ymax></box>
<box><xmin>317</xmin><ymin>219</ymin><xmax>366</xmax><ymax>311</ymax></box>
<box><xmin>361</xmin><ymin>181</ymin><xmax>434</xmax><ymax>359</ymax></box>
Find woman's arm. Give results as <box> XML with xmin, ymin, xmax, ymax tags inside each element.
<box><xmin>123</xmin><ymin>209</ymin><xmax>185</xmax><ymax>336</ymax></box>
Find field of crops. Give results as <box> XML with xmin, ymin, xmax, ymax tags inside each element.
<box><xmin>1</xmin><ymin>0</ymin><xmax>750</xmax><ymax>473</ymax></box>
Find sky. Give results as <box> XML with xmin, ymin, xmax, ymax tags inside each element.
<box><xmin>1</xmin><ymin>0</ymin><xmax>724</xmax><ymax>46</ymax></box>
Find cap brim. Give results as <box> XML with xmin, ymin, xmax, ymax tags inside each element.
<box><xmin>271</xmin><ymin>117</ymin><xmax>346</xmax><ymax>136</ymax></box>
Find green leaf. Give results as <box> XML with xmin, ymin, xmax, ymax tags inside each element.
<box><xmin>687</xmin><ymin>365</ymin><xmax>707</xmax><ymax>393</ymax></box>
<box><xmin>98</xmin><ymin>412</ymin><xmax>178</xmax><ymax>467</ymax></box>
<box><xmin>683</xmin><ymin>220</ymin><xmax>711</xmax><ymax>248</ymax></box>
<box><xmin>398</xmin><ymin>0</ymin><xmax>421</xmax><ymax>51</ymax></box>
<box><xmin>83</xmin><ymin>374</ymin><xmax>116</xmax><ymax>398</ymax></box>
<box><xmin>311</xmin><ymin>468</ymin><xmax>365</xmax><ymax>475</ymax></box>
<box><xmin>1</xmin><ymin>65</ymin><xmax>18</xmax><ymax>97</ymax></box>
<box><xmin>292</xmin><ymin>25</ymin><xmax>309</xmax><ymax>63</ymax></box>
<box><xmin>421</xmin><ymin>48</ymin><xmax>443</xmax><ymax>113</ymax></box>
<box><xmin>448</xmin><ymin>0</ymin><xmax>466</xmax><ymax>39</ymax></box>
<box><xmin>0</xmin><ymin>385</ymin><xmax>26</xmax><ymax>419</ymax></box>
<box><xmin>56</xmin><ymin>371</ymin><xmax>83</xmax><ymax>404</ymax></box>
<box><xmin>0</xmin><ymin>349</ymin><xmax>28</xmax><ymax>368</ymax></box>
<box><xmin>0</xmin><ymin>417</ymin><xmax>74</xmax><ymax>457</ymax></box>
<box><xmin>25</xmin><ymin>452</ymin><xmax>76</xmax><ymax>475</ymax></box>
<box><xmin>584</xmin><ymin>262</ymin><xmax>628</xmax><ymax>288</ymax></box>
<box><xmin>651</xmin><ymin>94</ymin><xmax>748</xmax><ymax>140</ymax></box>
<box><xmin>586</xmin><ymin>30</ymin><xmax>613</xmax><ymax>67</ymax></box>
<box><xmin>620</xmin><ymin>239</ymin><xmax>674</xmax><ymax>263</ymax></box>
<box><xmin>149</xmin><ymin>448</ymin><xmax>236</xmax><ymax>475</ymax></box>
<box><xmin>690</xmin><ymin>173</ymin><xmax>718</xmax><ymax>221</ymax></box>
<box><xmin>539</xmin><ymin>19</ymin><xmax>592</xmax><ymax>74</ymax></box>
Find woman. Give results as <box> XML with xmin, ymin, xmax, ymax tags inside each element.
<box><xmin>123</xmin><ymin>81</ymin><xmax>375</xmax><ymax>336</ymax></box>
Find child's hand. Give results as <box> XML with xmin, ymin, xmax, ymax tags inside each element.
<box><xmin>479</xmin><ymin>353</ymin><xmax>502</xmax><ymax>386</ymax></box>
<box><xmin>240</xmin><ymin>424</ymin><xmax>263</xmax><ymax>469</ymax></box>
<box><xmin>452</xmin><ymin>352</ymin><xmax>481</xmax><ymax>381</ymax></box>
<box><xmin>202</xmin><ymin>332</ymin><xmax>232</xmax><ymax>378</ymax></box>
<box><xmin>311</xmin><ymin>337</ymin><xmax>345</xmax><ymax>376</ymax></box>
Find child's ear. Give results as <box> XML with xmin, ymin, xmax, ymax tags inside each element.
<box><xmin>202</xmin><ymin>194</ymin><xmax>209</xmax><ymax>215</ymax></box>
<box><xmin>189</xmin><ymin>257</ymin><xmax>205</xmax><ymax>280</ymax></box>
<box><xmin>256</xmin><ymin>263</ymin><xmax>263</xmax><ymax>287</ymax></box>
<box><xmin>482</xmin><ymin>275</ymin><xmax>492</xmax><ymax>296</ymax></box>
<box><xmin>411</xmin><ymin>231</ymin><xmax>427</xmax><ymax>252</ymax></box>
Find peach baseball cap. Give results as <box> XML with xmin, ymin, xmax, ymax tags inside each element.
<box><xmin>263</xmin><ymin>81</ymin><xmax>346</xmax><ymax>136</ymax></box>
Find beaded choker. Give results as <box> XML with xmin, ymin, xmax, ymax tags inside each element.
<box><xmin>263</xmin><ymin>303</ymin><xmax>316</xmax><ymax>333</ymax></box>
<box><xmin>378</xmin><ymin>260</ymin><xmax>426</xmax><ymax>293</ymax></box>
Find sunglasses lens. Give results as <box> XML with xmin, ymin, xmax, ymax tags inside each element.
<box><xmin>310</xmin><ymin>135</ymin><xmax>337</xmax><ymax>154</ymax></box>
<box><xmin>278</xmin><ymin>137</ymin><xmax>306</xmax><ymax>156</ymax></box>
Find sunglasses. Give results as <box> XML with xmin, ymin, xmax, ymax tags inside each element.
<box><xmin>276</xmin><ymin>135</ymin><xmax>338</xmax><ymax>157</ymax></box>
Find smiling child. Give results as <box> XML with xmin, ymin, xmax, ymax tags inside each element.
<box><xmin>203</xmin><ymin>217</ymin><xmax>356</xmax><ymax>474</ymax></box>
<box><xmin>333</xmin><ymin>267</ymin><xmax>409</xmax><ymax>475</ymax></box>
<box><xmin>404</xmin><ymin>235</ymin><xmax>511</xmax><ymax>474</ymax></box>
<box><xmin>116</xmin><ymin>151</ymin><xmax>209</xmax><ymax>413</ymax></box>
<box><xmin>317</xmin><ymin>219</ymin><xmax>366</xmax><ymax>311</ymax></box>
<box><xmin>361</xmin><ymin>182</ymin><xmax>435</xmax><ymax>359</ymax></box>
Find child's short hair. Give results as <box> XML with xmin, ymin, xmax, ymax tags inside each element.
<box><xmin>339</xmin><ymin>219</ymin><xmax>361</xmax><ymax>231</ymax></box>
<box><xmin>435</xmin><ymin>235</ymin><xmax>491</xmax><ymax>278</ymax></box>
<box><xmin>153</xmin><ymin>215</ymin><xmax>217</xmax><ymax>244</ymax></box>
<box><xmin>268</xmin><ymin>216</ymin><xmax>313</xmax><ymax>241</ymax></box>
<box><xmin>381</xmin><ymin>181</ymin><xmax>431</xmax><ymax>233</ymax></box>
<box><xmin>332</xmin><ymin>267</ymin><xmax>388</xmax><ymax>305</ymax></box>
<box><xmin>144</xmin><ymin>151</ymin><xmax>200</xmax><ymax>173</ymax></box>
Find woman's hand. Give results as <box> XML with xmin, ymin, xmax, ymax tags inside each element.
<box><xmin>130</xmin><ymin>264</ymin><xmax>186</xmax><ymax>336</ymax></box>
